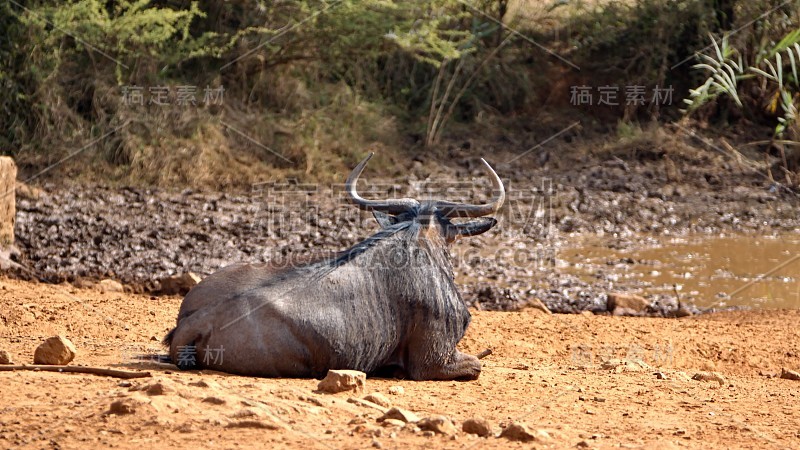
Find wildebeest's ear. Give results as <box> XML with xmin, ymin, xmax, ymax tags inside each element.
<box><xmin>454</xmin><ymin>217</ymin><xmax>497</xmax><ymax>237</ymax></box>
<box><xmin>373</xmin><ymin>211</ymin><xmax>399</xmax><ymax>228</ymax></box>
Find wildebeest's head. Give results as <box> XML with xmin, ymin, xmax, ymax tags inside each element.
<box><xmin>346</xmin><ymin>153</ymin><xmax>505</xmax><ymax>244</ymax></box>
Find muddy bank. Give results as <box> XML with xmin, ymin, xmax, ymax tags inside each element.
<box><xmin>11</xmin><ymin>151</ymin><xmax>800</xmax><ymax>314</ymax></box>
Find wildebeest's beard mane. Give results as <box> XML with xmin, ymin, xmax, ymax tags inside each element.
<box><xmin>313</xmin><ymin>220</ymin><xmax>455</xmax><ymax>282</ymax></box>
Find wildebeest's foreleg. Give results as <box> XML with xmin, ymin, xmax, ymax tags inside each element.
<box><xmin>422</xmin><ymin>350</ymin><xmax>481</xmax><ymax>380</ymax></box>
<box><xmin>405</xmin><ymin>333</ymin><xmax>481</xmax><ymax>381</ymax></box>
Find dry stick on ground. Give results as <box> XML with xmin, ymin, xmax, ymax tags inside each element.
<box><xmin>0</xmin><ymin>365</ymin><xmax>152</xmax><ymax>379</ymax></box>
<box><xmin>476</xmin><ymin>349</ymin><xmax>493</xmax><ymax>359</ymax></box>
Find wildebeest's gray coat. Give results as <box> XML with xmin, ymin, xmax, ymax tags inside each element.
<box><xmin>165</xmin><ymin>153</ymin><xmax>504</xmax><ymax>380</ymax></box>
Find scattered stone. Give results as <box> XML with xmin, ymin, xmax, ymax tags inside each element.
<box><xmin>576</xmin><ymin>440</ymin><xmax>590</xmax><ymax>448</ymax></box>
<box><xmin>378</xmin><ymin>407</ymin><xmax>420</xmax><ymax>424</ymax></box>
<box><xmin>462</xmin><ymin>417</ymin><xmax>492</xmax><ymax>437</ymax></box>
<box><xmin>500</xmin><ymin>422</ymin><xmax>537</xmax><ymax>442</ymax></box>
<box><xmin>382</xmin><ymin>419</ymin><xmax>405</xmax><ymax>428</ymax></box>
<box><xmin>0</xmin><ymin>350</ymin><xmax>13</xmax><ymax>365</ymax></box>
<box><xmin>780</xmin><ymin>368</ymin><xmax>800</xmax><ymax>381</ymax></box>
<box><xmin>15</xmin><ymin>181</ymin><xmax>42</xmax><ymax>201</ymax></box>
<box><xmin>523</xmin><ymin>298</ymin><xmax>552</xmax><ymax>314</ymax></box>
<box><xmin>500</xmin><ymin>424</ymin><xmax>557</xmax><ymax>443</ymax></box>
<box><xmin>417</xmin><ymin>416</ymin><xmax>457</xmax><ymax>435</ymax></box>
<box><xmin>98</xmin><ymin>279</ymin><xmax>125</xmax><ymax>293</ymax></box>
<box><xmin>158</xmin><ymin>272</ymin><xmax>202</xmax><ymax>295</ymax></box>
<box><xmin>202</xmin><ymin>396</ymin><xmax>227</xmax><ymax>405</ymax></box>
<box><xmin>371</xmin><ymin>439</ymin><xmax>382</xmax><ymax>449</ymax></box>
<box><xmin>225</xmin><ymin>420</ymin><xmax>278</xmax><ymax>430</ymax></box>
<box><xmin>188</xmin><ymin>379</ymin><xmax>221</xmax><ymax>389</ymax></box>
<box><xmin>107</xmin><ymin>397</ymin><xmax>153</xmax><ymax>416</ymax></box>
<box><xmin>388</xmin><ymin>386</ymin><xmax>404</xmax><ymax>395</ymax></box>
<box><xmin>691</xmin><ymin>371</ymin><xmax>727</xmax><ymax>386</ymax></box>
<box><xmin>33</xmin><ymin>335</ymin><xmax>77</xmax><ymax>365</ymax></box>
<box><xmin>348</xmin><ymin>396</ymin><xmax>387</xmax><ymax>413</ymax></box>
<box><xmin>108</xmin><ymin>400</ymin><xmax>135</xmax><ymax>415</ymax></box>
<box><xmin>606</xmin><ymin>292</ymin><xmax>649</xmax><ymax>315</ymax></box>
<box><xmin>364</xmin><ymin>392</ymin><xmax>391</xmax><ymax>408</ymax></box>
<box><xmin>317</xmin><ymin>370</ymin><xmax>366</xmax><ymax>394</ymax></box>
<box><xmin>71</xmin><ymin>279</ymin><xmax>95</xmax><ymax>290</ymax></box>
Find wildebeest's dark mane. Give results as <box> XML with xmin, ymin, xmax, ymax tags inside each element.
<box><xmin>329</xmin><ymin>220</ymin><xmax>418</xmax><ymax>268</ymax></box>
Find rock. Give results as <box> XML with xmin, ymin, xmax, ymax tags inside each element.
<box><xmin>691</xmin><ymin>371</ymin><xmax>727</xmax><ymax>386</ymax></box>
<box><xmin>462</xmin><ymin>417</ymin><xmax>492</xmax><ymax>437</ymax></box>
<box><xmin>779</xmin><ymin>368</ymin><xmax>800</xmax><ymax>381</ymax></box>
<box><xmin>107</xmin><ymin>396</ymin><xmax>155</xmax><ymax>416</ymax></box>
<box><xmin>418</xmin><ymin>416</ymin><xmax>457</xmax><ymax>435</ymax></box>
<box><xmin>0</xmin><ymin>157</ymin><xmax>16</xmax><ymax>246</ymax></box>
<box><xmin>500</xmin><ymin>423</ymin><xmax>555</xmax><ymax>443</ymax></box>
<box><xmin>158</xmin><ymin>272</ymin><xmax>202</xmax><ymax>295</ymax></box>
<box><xmin>202</xmin><ymin>396</ymin><xmax>227</xmax><ymax>405</ymax></box>
<box><xmin>0</xmin><ymin>350</ymin><xmax>13</xmax><ymax>365</ymax></box>
<box><xmin>388</xmin><ymin>385</ymin><xmax>404</xmax><ymax>395</ymax></box>
<box><xmin>347</xmin><ymin>396</ymin><xmax>387</xmax><ymax>413</ymax></box>
<box><xmin>33</xmin><ymin>335</ymin><xmax>77</xmax><ymax>365</ymax></box>
<box><xmin>98</xmin><ymin>279</ymin><xmax>125</xmax><ymax>293</ymax></box>
<box><xmin>225</xmin><ymin>420</ymin><xmax>279</xmax><ymax>429</ymax></box>
<box><xmin>15</xmin><ymin>181</ymin><xmax>42</xmax><ymax>200</ymax></box>
<box><xmin>145</xmin><ymin>382</ymin><xmax>175</xmax><ymax>396</ymax></box>
<box><xmin>381</xmin><ymin>419</ymin><xmax>405</xmax><ymax>428</ymax></box>
<box><xmin>500</xmin><ymin>422</ymin><xmax>536</xmax><ymax>442</ymax></box>
<box><xmin>188</xmin><ymin>379</ymin><xmax>221</xmax><ymax>389</ymax></box>
<box><xmin>606</xmin><ymin>292</ymin><xmax>649</xmax><ymax>315</ymax></box>
<box><xmin>130</xmin><ymin>378</ymin><xmax>181</xmax><ymax>396</ymax></box>
<box><xmin>71</xmin><ymin>279</ymin><xmax>95</xmax><ymax>290</ymax></box>
<box><xmin>522</xmin><ymin>298</ymin><xmax>552</xmax><ymax>314</ymax></box>
<box><xmin>108</xmin><ymin>399</ymin><xmax>137</xmax><ymax>415</ymax></box>
<box><xmin>378</xmin><ymin>407</ymin><xmax>420</xmax><ymax>424</ymax></box>
<box><xmin>317</xmin><ymin>369</ymin><xmax>366</xmax><ymax>394</ymax></box>
<box><xmin>364</xmin><ymin>392</ymin><xmax>391</xmax><ymax>408</ymax></box>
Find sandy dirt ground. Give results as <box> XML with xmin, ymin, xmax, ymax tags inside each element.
<box><xmin>1</xmin><ymin>277</ymin><xmax>799</xmax><ymax>450</ymax></box>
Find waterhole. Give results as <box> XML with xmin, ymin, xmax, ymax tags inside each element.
<box><xmin>559</xmin><ymin>233</ymin><xmax>800</xmax><ymax>309</ymax></box>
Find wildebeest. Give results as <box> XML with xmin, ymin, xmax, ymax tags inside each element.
<box><xmin>164</xmin><ymin>153</ymin><xmax>504</xmax><ymax>380</ymax></box>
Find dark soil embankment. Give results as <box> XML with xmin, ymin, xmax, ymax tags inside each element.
<box><xmin>12</xmin><ymin>134</ymin><xmax>799</xmax><ymax>315</ymax></box>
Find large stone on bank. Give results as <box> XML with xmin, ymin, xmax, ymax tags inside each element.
<box><xmin>607</xmin><ymin>292</ymin><xmax>650</xmax><ymax>316</ymax></box>
<box><xmin>779</xmin><ymin>367</ymin><xmax>800</xmax><ymax>381</ymax></box>
<box><xmin>317</xmin><ymin>369</ymin><xmax>366</xmax><ymax>394</ymax></box>
<box><xmin>33</xmin><ymin>335</ymin><xmax>77</xmax><ymax>365</ymax></box>
<box><xmin>0</xmin><ymin>349</ymin><xmax>13</xmax><ymax>364</ymax></box>
<box><xmin>364</xmin><ymin>392</ymin><xmax>391</xmax><ymax>408</ymax></box>
<box><xmin>500</xmin><ymin>422</ymin><xmax>555</xmax><ymax>443</ymax></box>
<box><xmin>98</xmin><ymin>279</ymin><xmax>125</xmax><ymax>293</ymax></box>
<box><xmin>462</xmin><ymin>417</ymin><xmax>493</xmax><ymax>437</ymax></box>
<box><xmin>158</xmin><ymin>272</ymin><xmax>202</xmax><ymax>295</ymax></box>
<box><xmin>378</xmin><ymin>407</ymin><xmax>420</xmax><ymax>424</ymax></box>
<box><xmin>0</xmin><ymin>157</ymin><xmax>16</xmax><ymax>246</ymax></box>
<box><xmin>417</xmin><ymin>416</ymin><xmax>457</xmax><ymax>435</ymax></box>
<box><xmin>500</xmin><ymin>422</ymin><xmax>537</xmax><ymax>442</ymax></box>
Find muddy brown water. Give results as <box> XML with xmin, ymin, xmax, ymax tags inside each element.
<box><xmin>559</xmin><ymin>233</ymin><xmax>800</xmax><ymax>309</ymax></box>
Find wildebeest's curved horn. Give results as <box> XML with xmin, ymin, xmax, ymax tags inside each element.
<box><xmin>436</xmin><ymin>158</ymin><xmax>505</xmax><ymax>218</ymax></box>
<box><xmin>346</xmin><ymin>153</ymin><xmax>420</xmax><ymax>214</ymax></box>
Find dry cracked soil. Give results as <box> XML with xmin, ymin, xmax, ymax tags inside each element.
<box><xmin>1</xmin><ymin>277</ymin><xmax>799</xmax><ymax>449</ymax></box>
